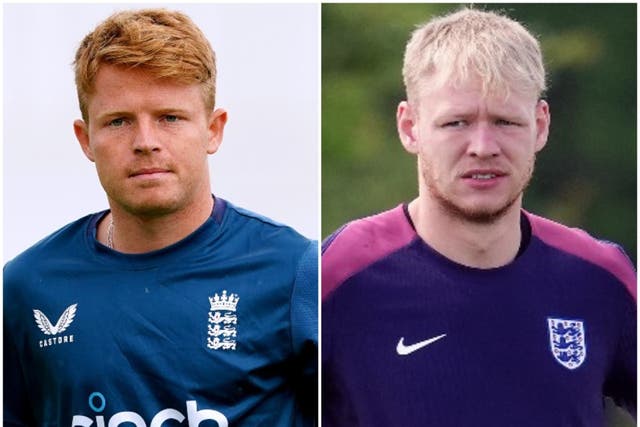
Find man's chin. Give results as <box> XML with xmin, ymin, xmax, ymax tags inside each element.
<box><xmin>439</xmin><ymin>197</ymin><xmax>520</xmax><ymax>225</ymax></box>
<box><xmin>117</xmin><ymin>197</ymin><xmax>182</xmax><ymax>219</ymax></box>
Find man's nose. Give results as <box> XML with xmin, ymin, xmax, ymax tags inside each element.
<box><xmin>132</xmin><ymin>119</ymin><xmax>161</xmax><ymax>154</ymax></box>
<box><xmin>466</xmin><ymin>122</ymin><xmax>501</xmax><ymax>158</ymax></box>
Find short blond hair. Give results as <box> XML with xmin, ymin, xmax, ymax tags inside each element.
<box><xmin>74</xmin><ymin>8</ymin><xmax>216</xmax><ymax>121</ymax></box>
<box><xmin>402</xmin><ymin>8</ymin><xmax>546</xmax><ymax>102</ymax></box>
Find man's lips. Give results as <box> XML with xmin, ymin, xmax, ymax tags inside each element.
<box><xmin>129</xmin><ymin>168</ymin><xmax>171</xmax><ymax>178</ymax></box>
<box><xmin>460</xmin><ymin>169</ymin><xmax>507</xmax><ymax>180</ymax></box>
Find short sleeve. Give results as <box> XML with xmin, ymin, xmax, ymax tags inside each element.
<box><xmin>3</xmin><ymin>311</ymin><xmax>35</xmax><ymax>426</ymax></box>
<box><xmin>290</xmin><ymin>240</ymin><xmax>318</xmax><ymax>426</ymax></box>
<box><xmin>603</xmin><ymin>291</ymin><xmax>637</xmax><ymax>417</ymax></box>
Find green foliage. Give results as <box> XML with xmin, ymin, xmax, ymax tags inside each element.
<box><xmin>322</xmin><ymin>3</ymin><xmax>637</xmax><ymax>265</ymax></box>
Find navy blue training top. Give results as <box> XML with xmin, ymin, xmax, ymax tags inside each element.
<box><xmin>4</xmin><ymin>197</ymin><xmax>318</xmax><ymax>427</ymax></box>
<box><xmin>322</xmin><ymin>204</ymin><xmax>635</xmax><ymax>427</ymax></box>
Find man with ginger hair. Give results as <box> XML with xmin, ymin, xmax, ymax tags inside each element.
<box><xmin>322</xmin><ymin>8</ymin><xmax>635</xmax><ymax>426</ymax></box>
<box><xmin>4</xmin><ymin>8</ymin><xmax>317</xmax><ymax>426</ymax></box>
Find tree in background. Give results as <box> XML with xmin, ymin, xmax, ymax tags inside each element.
<box><xmin>322</xmin><ymin>3</ymin><xmax>636</xmax><ymax>267</ymax></box>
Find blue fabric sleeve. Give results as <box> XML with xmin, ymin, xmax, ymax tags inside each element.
<box><xmin>4</xmin><ymin>313</ymin><xmax>34</xmax><ymax>426</ymax></box>
<box><xmin>290</xmin><ymin>239</ymin><xmax>318</xmax><ymax>426</ymax></box>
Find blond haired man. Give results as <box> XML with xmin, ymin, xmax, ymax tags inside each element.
<box><xmin>322</xmin><ymin>8</ymin><xmax>635</xmax><ymax>426</ymax></box>
<box><xmin>4</xmin><ymin>9</ymin><xmax>317</xmax><ymax>426</ymax></box>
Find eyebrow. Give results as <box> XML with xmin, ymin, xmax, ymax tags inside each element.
<box><xmin>436</xmin><ymin>103</ymin><xmax>529</xmax><ymax>119</ymax></box>
<box><xmin>431</xmin><ymin>106</ymin><xmax>477</xmax><ymax>120</ymax></box>
<box><xmin>154</xmin><ymin>108</ymin><xmax>192</xmax><ymax>116</ymax></box>
<box><xmin>96</xmin><ymin>108</ymin><xmax>193</xmax><ymax>120</ymax></box>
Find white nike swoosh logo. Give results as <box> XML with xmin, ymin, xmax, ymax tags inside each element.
<box><xmin>396</xmin><ymin>334</ymin><xmax>447</xmax><ymax>355</ymax></box>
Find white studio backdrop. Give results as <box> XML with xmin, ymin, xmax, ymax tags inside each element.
<box><xmin>3</xmin><ymin>3</ymin><xmax>320</xmax><ymax>263</ymax></box>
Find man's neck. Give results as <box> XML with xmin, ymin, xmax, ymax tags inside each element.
<box><xmin>408</xmin><ymin>196</ymin><xmax>522</xmax><ymax>269</ymax></box>
<box><xmin>99</xmin><ymin>194</ymin><xmax>214</xmax><ymax>254</ymax></box>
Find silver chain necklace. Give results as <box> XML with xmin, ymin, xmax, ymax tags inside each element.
<box><xmin>107</xmin><ymin>217</ymin><xmax>115</xmax><ymax>249</ymax></box>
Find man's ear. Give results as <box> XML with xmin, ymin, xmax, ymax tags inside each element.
<box><xmin>534</xmin><ymin>99</ymin><xmax>550</xmax><ymax>153</ymax></box>
<box><xmin>207</xmin><ymin>108</ymin><xmax>228</xmax><ymax>155</ymax></box>
<box><xmin>74</xmin><ymin>119</ymin><xmax>95</xmax><ymax>162</ymax></box>
<box><xmin>397</xmin><ymin>101</ymin><xmax>419</xmax><ymax>154</ymax></box>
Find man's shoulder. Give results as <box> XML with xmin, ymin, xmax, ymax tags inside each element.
<box><xmin>222</xmin><ymin>199</ymin><xmax>314</xmax><ymax>252</ymax></box>
<box><xmin>7</xmin><ymin>212</ymin><xmax>99</xmax><ymax>260</ymax></box>
<box><xmin>220</xmin><ymin>199</ymin><xmax>317</xmax><ymax>294</ymax></box>
<box><xmin>322</xmin><ymin>204</ymin><xmax>416</xmax><ymax>299</ymax></box>
<box><xmin>4</xmin><ymin>213</ymin><xmax>101</xmax><ymax>288</ymax></box>
<box><xmin>526</xmin><ymin>211</ymin><xmax>636</xmax><ymax>299</ymax></box>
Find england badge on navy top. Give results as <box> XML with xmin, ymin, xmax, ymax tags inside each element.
<box><xmin>547</xmin><ymin>317</ymin><xmax>586</xmax><ymax>370</ymax></box>
<box><xmin>207</xmin><ymin>290</ymin><xmax>239</xmax><ymax>351</ymax></box>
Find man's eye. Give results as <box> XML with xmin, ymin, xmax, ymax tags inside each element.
<box><xmin>164</xmin><ymin>115</ymin><xmax>179</xmax><ymax>123</ymax></box>
<box><xmin>443</xmin><ymin>120</ymin><xmax>467</xmax><ymax>128</ymax></box>
<box><xmin>108</xmin><ymin>118</ymin><xmax>125</xmax><ymax>127</ymax></box>
<box><xmin>496</xmin><ymin>119</ymin><xmax>517</xmax><ymax>126</ymax></box>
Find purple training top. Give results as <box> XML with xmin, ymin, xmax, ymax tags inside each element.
<box><xmin>322</xmin><ymin>204</ymin><xmax>636</xmax><ymax>427</ymax></box>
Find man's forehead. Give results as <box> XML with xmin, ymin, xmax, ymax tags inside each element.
<box><xmin>93</xmin><ymin>63</ymin><xmax>188</xmax><ymax>86</ymax></box>
<box><xmin>419</xmin><ymin>69</ymin><xmax>510</xmax><ymax>92</ymax></box>
<box><xmin>415</xmin><ymin>73</ymin><xmax>538</xmax><ymax>109</ymax></box>
<box><xmin>85</xmin><ymin>65</ymin><xmax>207</xmax><ymax>115</ymax></box>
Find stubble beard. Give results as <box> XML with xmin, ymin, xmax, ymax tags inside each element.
<box><xmin>110</xmin><ymin>190</ymin><xmax>183</xmax><ymax>219</ymax></box>
<box><xmin>107</xmin><ymin>178</ymin><xmax>199</xmax><ymax>220</ymax></box>
<box><xmin>421</xmin><ymin>157</ymin><xmax>536</xmax><ymax>225</ymax></box>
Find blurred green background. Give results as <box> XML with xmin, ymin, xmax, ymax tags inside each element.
<box><xmin>322</xmin><ymin>3</ymin><xmax>637</xmax><ymax>268</ymax></box>
<box><xmin>322</xmin><ymin>5</ymin><xmax>636</xmax><ymax>424</ymax></box>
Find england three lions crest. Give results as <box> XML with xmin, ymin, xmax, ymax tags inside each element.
<box><xmin>547</xmin><ymin>317</ymin><xmax>586</xmax><ymax>370</ymax></box>
<box><xmin>207</xmin><ymin>291</ymin><xmax>239</xmax><ymax>351</ymax></box>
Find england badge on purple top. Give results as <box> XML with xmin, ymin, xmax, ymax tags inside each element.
<box><xmin>547</xmin><ymin>317</ymin><xmax>586</xmax><ymax>370</ymax></box>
